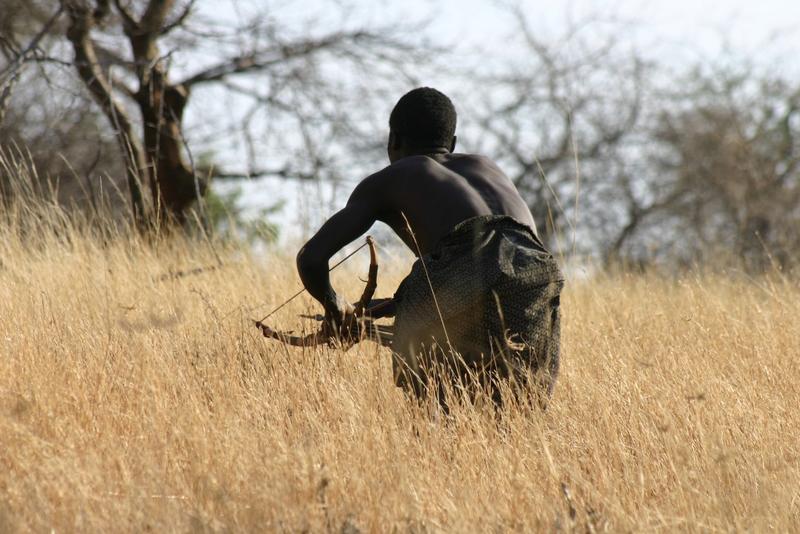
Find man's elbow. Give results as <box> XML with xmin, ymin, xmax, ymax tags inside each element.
<box><xmin>296</xmin><ymin>245</ymin><xmax>324</xmax><ymax>275</ymax></box>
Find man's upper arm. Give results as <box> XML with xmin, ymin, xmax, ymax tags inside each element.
<box><xmin>298</xmin><ymin>170</ymin><xmax>388</xmax><ymax>264</ymax></box>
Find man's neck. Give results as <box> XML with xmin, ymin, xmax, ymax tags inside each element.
<box><xmin>404</xmin><ymin>146</ymin><xmax>451</xmax><ymax>159</ymax></box>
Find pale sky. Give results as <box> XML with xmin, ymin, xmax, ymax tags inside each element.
<box><xmin>361</xmin><ymin>0</ymin><xmax>800</xmax><ymax>62</ymax></box>
<box><xmin>198</xmin><ymin>0</ymin><xmax>800</xmax><ymax>244</ymax></box>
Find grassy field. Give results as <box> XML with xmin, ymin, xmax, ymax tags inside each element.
<box><xmin>1</xmin><ymin>221</ymin><xmax>799</xmax><ymax>532</ymax></box>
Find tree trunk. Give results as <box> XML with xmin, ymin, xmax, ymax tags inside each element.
<box><xmin>125</xmin><ymin>1</ymin><xmax>204</xmax><ymax>226</ymax></box>
<box><xmin>64</xmin><ymin>0</ymin><xmax>204</xmax><ymax>229</ymax></box>
<box><xmin>63</xmin><ymin>2</ymin><xmax>149</xmax><ymax>227</ymax></box>
<box><xmin>137</xmin><ymin>74</ymin><xmax>201</xmax><ymax>224</ymax></box>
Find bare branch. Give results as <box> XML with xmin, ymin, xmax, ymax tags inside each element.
<box><xmin>0</xmin><ymin>6</ymin><xmax>64</xmax><ymax>125</ymax></box>
<box><xmin>111</xmin><ymin>0</ymin><xmax>139</xmax><ymax>34</ymax></box>
<box><xmin>62</xmin><ymin>0</ymin><xmax>148</xmax><ymax>223</ymax></box>
<box><xmin>211</xmin><ymin>167</ymin><xmax>317</xmax><ymax>181</ymax></box>
<box><xmin>0</xmin><ymin>34</ymin><xmax>21</xmax><ymax>60</ymax></box>
<box><xmin>179</xmin><ymin>31</ymin><xmax>371</xmax><ymax>87</ymax></box>
<box><xmin>160</xmin><ymin>0</ymin><xmax>196</xmax><ymax>36</ymax></box>
<box><xmin>0</xmin><ymin>6</ymin><xmax>63</xmax><ymax>80</ymax></box>
<box><xmin>93</xmin><ymin>42</ymin><xmax>135</xmax><ymax>71</ymax></box>
<box><xmin>140</xmin><ymin>0</ymin><xmax>177</xmax><ymax>34</ymax></box>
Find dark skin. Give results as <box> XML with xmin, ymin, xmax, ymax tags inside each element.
<box><xmin>296</xmin><ymin>130</ymin><xmax>538</xmax><ymax>331</ymax></box>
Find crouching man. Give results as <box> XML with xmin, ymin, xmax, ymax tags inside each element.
<box><xmin>296</xmin><ymin>87</ymin><xmax>564</xmax><ymax>407</ymax></box>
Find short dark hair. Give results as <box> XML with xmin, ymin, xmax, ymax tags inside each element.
<box><xmin>389</xmin><ymin>87</ymin><xmax>457</xmax><ymax>148</ymax></box>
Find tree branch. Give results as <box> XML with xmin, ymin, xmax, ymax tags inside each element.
<box><xmin>0</xmin><ymin>6</ymin><xmax>63</xmax><ymax>80</ymax></box>
<box><xmin>62</xmin><ymin>0</ymin><xmax>148</xmax><ymax>223</ymax></box>
<box><xmin>93</xmin><ymin>42</ymin><xmax>135</xmax><ymax>71</ymax></box>
<box><xmin>179</xmin><ymin>31</ymin><xmax>370</xmax><ymax>87</ymax></box>
<box><xmin>112</xmin><ymin>0</ymin><xmax>139</xmax><ymax>34</ymax></box>
<box><xmin>140</xmin><ymin>0</ymin><xmax>177</xmax><ymax>34</ymax></box>
<box><xmin>210</xmin><ymin>166</ymin><xmax>317</xmax><ymax>181</ymax></box>
<box><xmin>0</xmin><ymin>6</ymin><xmax>64</xmax><ymax>125</ymax></box>
<box><xmin>160</xmin><ymin>0</ymin><xmax>196</xmax><ymax>36</ymax></box>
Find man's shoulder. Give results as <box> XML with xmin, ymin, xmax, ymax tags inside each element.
<box><xmin>362</xmin><ymin>156</ymin><xmax>438</xmax><ymax>184</ymax></box>
<box><xmin>447</xmin><ymin>153</ymin><xmax>502</xmax><ymax>170</ymax></box>
<box><xmin>391</xmin><ymin>153</ymin><xmax>499</xmax><ymax>171</ymax></box>
<box><xmin>350</xmin><ymin>162</ymin><xmax>404</xmax><ymax>200</ymax></box>
<box><xmin>358</xmin><ymin>153</ymin><xmax>503</xmax><ymax>187</ymax></box>
<box><xmin>389</xmin><ymin>154</ymin><xmax>440</xmax><ymax>170</ymax></box>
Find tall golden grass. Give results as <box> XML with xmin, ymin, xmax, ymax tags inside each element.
<box><xmin>1</xmin><ymin>155</ymin><xmax>798</xmax><ymax>531</ymax></box>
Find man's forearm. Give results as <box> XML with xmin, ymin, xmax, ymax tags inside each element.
<box><xmin>296</xmin><ymin>246</ymin><xmax>338</xmax><ymax>311</ymax></box>
<box><xmin>293</xmin><ymin>198</ymin><xmax>377</xmax><ymax>315</ymax></box>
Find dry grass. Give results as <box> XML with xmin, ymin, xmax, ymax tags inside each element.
<box><xmin>1</xmin><ymin>218</ymin><xmax>799</xmax><ymax>532</ymax></box>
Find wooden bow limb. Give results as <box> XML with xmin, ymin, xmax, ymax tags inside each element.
<box><xmin>353</xmin><ymin>236</ymin><xmax>378</xmax><ymax>316</ymax></box>
<box><xmin>256</xmin><ymin>319</ymin><xmax>393</xmax><ymax>348</ymax></box>
<box><xmin>299</xmin><ymin>298</ymin><xmax>396</xmax><ymax>322</ymax></box>
<box><xmin>253</xmin><ymin>323</ymin><xmax>331</xmax><ymax>347</ymax></box>
<box><xmin>256</xmin><ymin>236</ymin><xmax>382</xmax><ymax>348</ymax></box>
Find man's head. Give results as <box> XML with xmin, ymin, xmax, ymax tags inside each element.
<box><xmin>388</xmin><ymin>87</ymin><xmax>457</xmax><ymax>162</ymax></box>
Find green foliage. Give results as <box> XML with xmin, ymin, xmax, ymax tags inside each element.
<box><xmin>203</xmin><ymin>186</ymin><xmax>282</xmax><ymax>245</ymax></box>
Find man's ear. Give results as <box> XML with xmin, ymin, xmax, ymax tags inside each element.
<box><xmin>389</xmin><ymin>130</ymin><xmax>403</xmax><ymax>150</ymax></box>
<box><xmin>449</xmin><ymin>135</ymin><xmax>457</xmax><ymax>153</ymax></box>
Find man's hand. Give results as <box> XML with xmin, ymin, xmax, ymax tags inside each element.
<box><xmin>323</xmin><ymin>295</ymin><xmax>359</xmax><ymax>347</ymax></box>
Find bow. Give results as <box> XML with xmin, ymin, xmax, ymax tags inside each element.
<box><xmin>255</xmin><ymin>236</ymin><xmax>394</xmax><ymax>348</ymax></box>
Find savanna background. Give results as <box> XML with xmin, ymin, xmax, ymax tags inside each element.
<box><xmin>1</xmin><ymin>0</ymin><xmax>799</xmax><ymax>531</ymax></box>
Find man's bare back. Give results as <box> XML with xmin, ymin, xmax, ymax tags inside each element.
<box><xmin>296</xmin><ymin>151</ymin><xmax>537</xmax><ymax>313</ymax></box>
<box><xmin>366</xmin><ymin>152</ymin><xmax>537</xmax><ymax>255</ymax></box>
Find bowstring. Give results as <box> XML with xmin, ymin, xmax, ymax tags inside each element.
<box><xmin>254</xmin><ymin>238</ymin><xmax>371</xmax><ymax>324</ymax></box>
